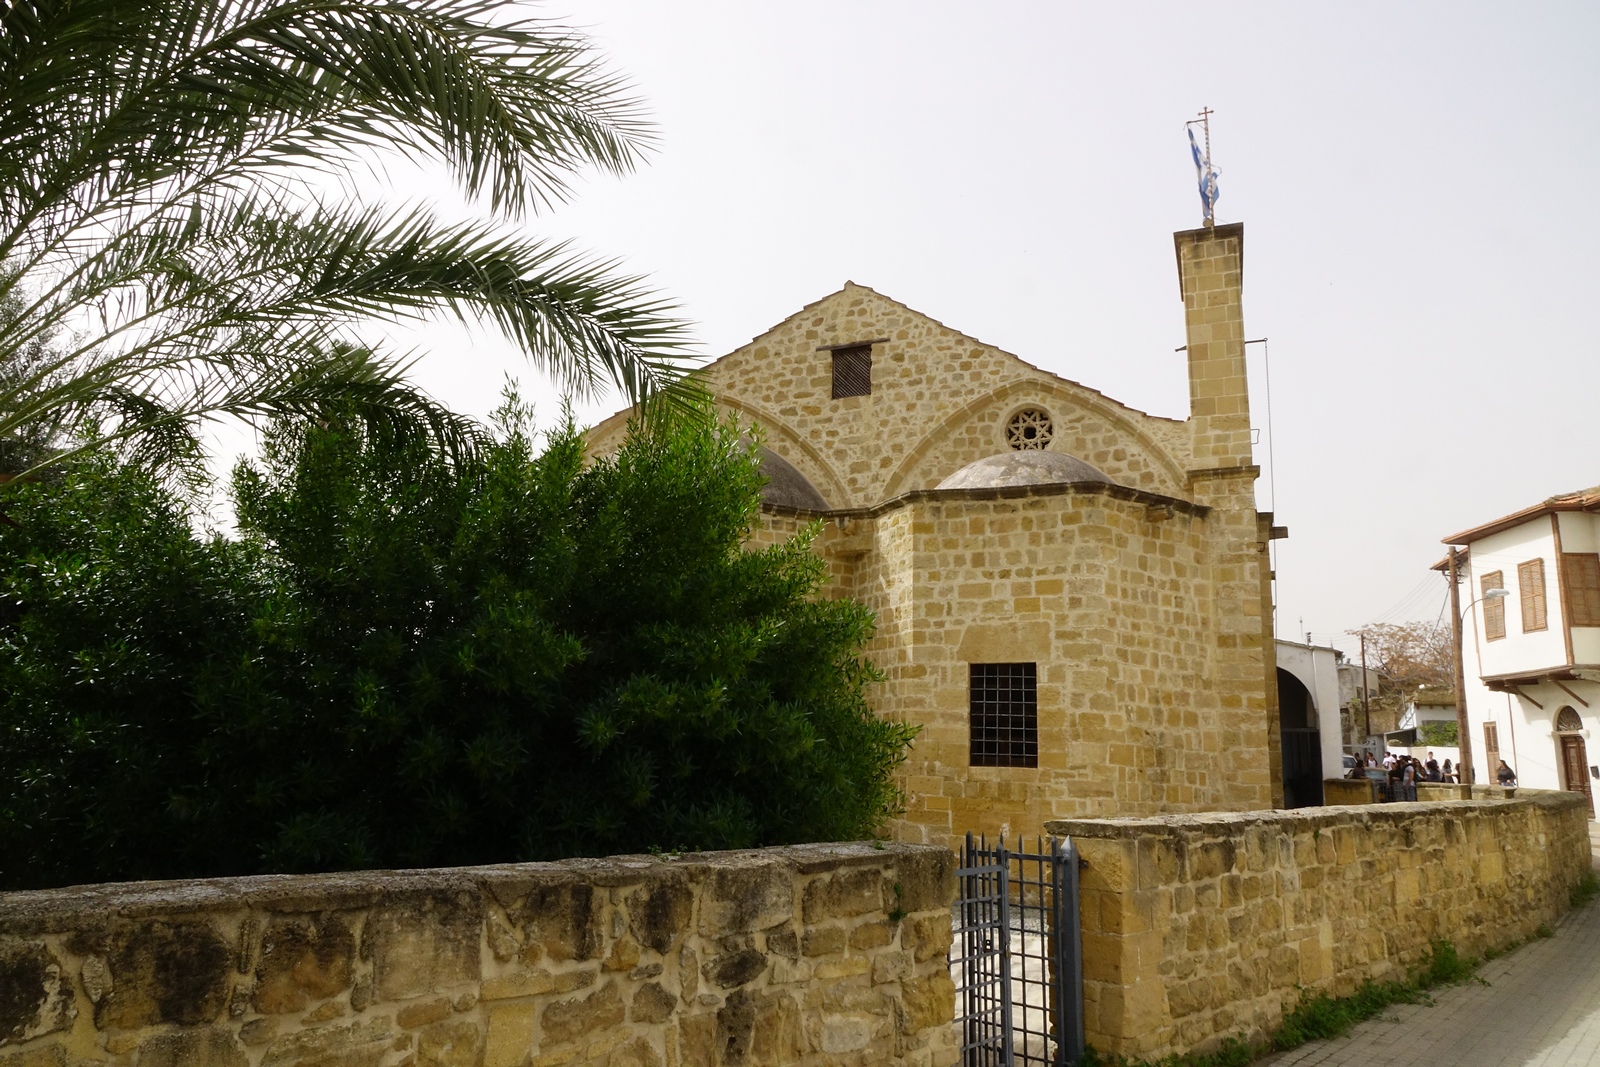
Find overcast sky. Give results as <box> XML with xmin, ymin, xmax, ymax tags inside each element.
<box><xmin>383</xmin><ymin>1</ymin><xmax>1599</xmax><ymax>657</ymax></box>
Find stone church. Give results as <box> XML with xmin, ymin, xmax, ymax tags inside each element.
<box><xmin>589</xmin><ymin>222</ymin><xmax>1281</xmax><ymax>846</ymax></box>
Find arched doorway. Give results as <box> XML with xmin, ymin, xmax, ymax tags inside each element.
<box><xmin>1277</xmin><ymin>668</ymin><xmax>1323</xmax><ymax>808</ymax></box>
<box><xmin>1554</xmin><ymin>706</ymin><xmax>1594</xmax><ymax>816</ymax></box>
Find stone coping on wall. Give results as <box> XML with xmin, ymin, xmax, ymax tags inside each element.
<box><xmin>0</xmin><ymin>842</ymin><xmax>958</xmax><ymax>1067</ymax></box>
<box><xmin>1045</xmin><ymin>790</ymin><xmax>1586</xmax><ymax>842</ymax></box>
<box><xmin>0</xmin><ymin>842</ymin><xmax>930</xmax><ymax>934</ymax></box>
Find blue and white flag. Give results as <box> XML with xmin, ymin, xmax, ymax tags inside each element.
<box><xmin>1188</xmin><ymin>126</ymin><xmax>1219</xmax><ymax>219</ymax></box>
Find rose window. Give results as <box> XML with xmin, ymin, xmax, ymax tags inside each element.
<box><xmin>1005</xmin><ymin>408</ymin><xmax>1054</xmax><ymax>451</ymax></box>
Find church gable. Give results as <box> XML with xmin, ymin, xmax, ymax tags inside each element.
<box><xmin>700</xmin><ymin>283</ymin><xmax>1190</xmax><ymax>508</ymax></box>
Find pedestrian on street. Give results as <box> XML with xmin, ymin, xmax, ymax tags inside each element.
<box><xmin>1497</xmin><ymin>759</ymin><xmax>1518</xmax><ymax>786</ymax></box>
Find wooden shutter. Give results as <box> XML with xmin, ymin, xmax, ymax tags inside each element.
<box><xmin>1563</xmin><ymin>553</ymin><xmax>1600</xmax><ymax>627</ymax></box>
<box><xmin>1518</xmin><ymin>558</ymin><xmax>1547</xmax><ymax>632</ymax></box>
<box><xmin>1484</xmin><ymin>722</ymin><xmax>1500</xmax><ymax>767</ymax></box>
<box><xmin>830</xmin><ymin>345</ymin><xmax>872</xmax><ymax>398</ymax></box>
<box><xmin>1482</xmin><ymin>570</ymin><xmax>1506</xmax><ymax>640</ymax></box>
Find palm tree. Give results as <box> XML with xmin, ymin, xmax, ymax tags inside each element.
<box><xmin>0</xmin><ymin>0</ymin><xmax>691</xmax><ymax>477</ymax></box>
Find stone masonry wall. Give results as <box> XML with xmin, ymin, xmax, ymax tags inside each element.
<box><xmin>1046</xmin><ymin>792</ymin><xmax>1592</xmax><ymax>1060</ymax></box>
<box><xmin>0</xmin><ymin>844</ymin><xmax>957</xmax><ymax>1067</ymax></box>
<box><xmin>747</xmin><ymin>479</ymin><xmax>1277</xmax><ymax>849</ymax></box>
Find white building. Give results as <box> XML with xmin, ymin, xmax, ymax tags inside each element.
<box><xmin>1335</xmin><ymin>657</ymin><xmax>1384</xmax><ymax>750</ymax></box>
<box><xmin>1442</xmin><ymin>484</ymin><xmax>1600</xmax><ymax>811</ymax></box>
<box><xmin>1274</xmin><ymin>639</ymin><xmax>1345</xmax><ymax>804</ymax></box>
<box><xmin>1392</xmin><ymin>690</ymin><xmax>1461</xmax><ymax>771</ymax></box>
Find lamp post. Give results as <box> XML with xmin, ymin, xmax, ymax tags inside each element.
<box><xmin>1448</xmin><ymin>543</ymin><xmax>1507</xmax><ymax>787</ymax></box>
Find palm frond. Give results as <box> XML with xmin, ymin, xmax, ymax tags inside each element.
<box><xmin>0</xmin><ymin>0</ymin><xmax>695</xmax><ymax>478</ymax></box>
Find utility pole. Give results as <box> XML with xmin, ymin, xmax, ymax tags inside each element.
<box><xmin>1448</xmin><ymin>547</ymin><xmax>1475</xmax><ymax>786</ymax></box>
<box><xmin>1360</xmin><ymin>633</ymin><xmax>1371</xmax><ymax>743</ymax></box>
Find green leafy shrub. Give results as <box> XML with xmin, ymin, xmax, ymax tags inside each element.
<box><xmin>0</xmin><ymin>407</ymin><xmax>915</xmax><ymax>888</ymax></box>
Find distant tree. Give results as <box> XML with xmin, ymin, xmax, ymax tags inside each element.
<box><xmin>1</xmin><ymin>0</ymin><xmax>689</xmax><ymax>480</ymax></box>
<box><xmin>1352</xmin><ymin>621</ymin><xmax>1454</xmax><ymax>691</ymax></box>
<box><xmin>0</xmin><ymin>405</ymin><xmax>915</xmax><ymax>889</ymax></box>
<box><xmin>1348</xmin><ymin>620</ymin><xmax>1456</xmax><ymax>738</ymax></box>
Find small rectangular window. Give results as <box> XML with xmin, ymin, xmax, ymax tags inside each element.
<box><xmin>969</xmin><ymin>663</ymin><xmax>1038</xmax><ymax>768</ymax></box>
<box><xmin>1482</xmin><ymin>570</ymin><xmax>1506</xmax><ymax>641</ymax></box>
<box><xmin>830</xmin><ymin>344</ymin><xmax>872</xmax><ymax>399</ymax></box>
<box><xmin>1563</xmin><ymin>553</ymin><xmax>1600</xmax><ymax>627</ymax></box>
<box><xmin>1518</xmin><ymin>558</ymin><xmax>1547</xmax><ymax>633</ymax></box>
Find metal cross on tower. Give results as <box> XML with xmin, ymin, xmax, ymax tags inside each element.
<box><xmin>1186</xmin><ymin>107</ymin><xmax>1219</xmax><ymax>223</ymax></box>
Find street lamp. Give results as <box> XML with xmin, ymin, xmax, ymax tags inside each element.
<box><xmin>1447</xmin><ymin>544</ymin><xmax>1507</xmax><ymax>788</ymax></box>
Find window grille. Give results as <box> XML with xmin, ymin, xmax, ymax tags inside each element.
<box><xmin>1562</xmin><ymin>553</ymin><xmax>1600</xmax><ymax>627</ymax></box>
<box><xmin>970</xmin><ymin>663</ymin><xmax>1038</xmax><ymax>767</ymax></box>
<box><xmin>1005</xmin><ymin>407</ymin><xmax>1054</xmax><ymax>450</ymax></box>
<box><xmin>1482</xmin><ymin>570</ymin><xmax>1506</xmax><ymax>640</ymax></box>
<box><xmin>1556</xmin><ymin>706</ymin><xmax>1583</xmax><ymax>733</ymax></box>
<box><xmin>1518</xmin><ymin>558</ymin><xmax>1547</xmax><ymax>633</ymax></box>
<box><xmin>830</xmin><ymin>344</ymin><xmax>872</xmax><ymax>398</ymax></box>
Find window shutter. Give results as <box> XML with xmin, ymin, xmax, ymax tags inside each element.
<box><xmin>1482</xmin><ymin>570</ymin><xmax>1506</xmax><ymax>640</ymax></box>
<box><xmin>1484</xmin><ymin>722</ymin><xmax>1500</xmax><ymax>760</ymax></box>
<box><xmin>1562</xmin><ymin>553</ymin><xmax>1600</xmax><ymax>627</ymax></box>
<box><xmin>830</xmin><ymin>345</ymin><xmax>872</xmax><ymax>398</ymax></box>
<box><xmin>1518</xmin><ymin>558</ymin><xmax>1547</xmax><ymax>633</ymax></box>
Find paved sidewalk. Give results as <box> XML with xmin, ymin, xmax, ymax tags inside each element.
<box><xmin>1259</xmin><ymin>823</ymin><xmax>1600</xmax><ymax>1067</ymax></box>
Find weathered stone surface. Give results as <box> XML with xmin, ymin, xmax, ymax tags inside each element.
<box><xmin>417</xmin><ymin>1019</ymin><xmax>480</xmax><ymax>1067</ymax></box>
<box><xmin>395</xmin><ymin>997</ymin><xmax>451</xmax><ymax>1029</ymax></box>
<box><xmin>260</xmin><ymin>1017</ymin><xmax>394</xmax><ymax>1067</ymax></box>
<box><xmin>481</xmin><ymin>1002</ymin><xmax>534</xmax><ymax>1067</ymax></box>
<box><xmin>99</xmin><ymin>922</ymin><xmax>233</xmax><ymax>1030</ymax></box>
<box><xmin>369</xmin><ymin>893</ymin><xmax>481</xmax><ymax>1002</ymax></box>
<box><xmin>901</xmin><ymin>914</ymin><xmax>952</xmax><ymax>964</ymax></box>
<box><xmin>254</xmin><ymin>915</ymin><xmax>354</xmax><ymax>1014</ymax></box>
<box><xmin>890</xmin><ymin>850</ymin><xmax>957</xmax><ymax>914</ymax></box>
<box><xmin>0</xmin><ymin>942</ymin><xmax>73</xmax><ymax>1046</ymax></box>
<box><xmin>135</xmin><ymin>1026</ymin><xmax>249</xmax><ymax>1067</ymax></box>
<box><xmin>709</xmin><ymin>945</ymin><xmax>767</xmax><ymax>989</ymax></box>
<box><xmin>701</xmin><ymin>867</ymin><xmax>793</xmax><ymax>937</ymax></box>
<box><xmin>608</xmin><ymin>1035</ymin><xmax>663</xmax><ymax>1067</ymax></box>
<box><xmin>801</xmin><ymin>869</ymin><xmax>880</xmax><ymax>923</ymax></box>
<box><xmin>0</xmin><ymin>1046</ymin><xmax>66</xmax><ymax>1067</ymax></box>
<box><xmin>626</xmin><ymin>878</ymin><xmax>694</xmax><ymax>956</ymax></box>
<box><xmin>516</xmin><ymin>883</ymin><xmax>599</xmax><ymax>964</ymax></box>
<box><xmin>901</xmin><ymin>972</ymin><xmax>954</xmax><ymax>1033</ymax></box>
<box><xmin>629</xmin><ymin>982</ymin><xmax>675</xmax><ymax>1024</ymax></box>
<box><xmin>540</xmin><ymin>979</ymin><xmax>624</xmax><ymax>1047</ymax></box>
<box><xmin>676</xmin><ymin>1012</ymin><xmax>717</xmax><ymax>1065</ymax></box>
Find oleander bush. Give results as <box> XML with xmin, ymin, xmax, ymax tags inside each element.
<box><xmin>0</xmin><ymin>404</ymin><xmax>913</xmax><ymax>889</ymax></box>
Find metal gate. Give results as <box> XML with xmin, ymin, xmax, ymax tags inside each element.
<box><xmin>1281</xmin><ymin>726</ymin><xmax>1324</xmax><ymax>808</ymax></box>
<box><xmin>953</xmin><ymin>833</ymin><xmax>1084</xmax><ymax>1066</ymax></box>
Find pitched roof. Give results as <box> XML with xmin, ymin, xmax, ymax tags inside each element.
<box><xmin>1442</xmin><ymin>483</ymin><xmax>1600</xmax><ymax>545</ymax></box>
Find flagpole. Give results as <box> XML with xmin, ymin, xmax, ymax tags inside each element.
<box><xmin>1186</xmin><ymin>107</ymin><xmax>1217</xmax><ymax>226</ymax></box>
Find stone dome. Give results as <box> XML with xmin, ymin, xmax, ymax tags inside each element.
<box><xmin>756</xmin><ymin>446</ymin><xmax>831</xmax><ymax>510</ymax></box>
<box><xmin>935</xmin><ymin>450</ymin><xmax>1115</xmax><ymax>491</ymax></box>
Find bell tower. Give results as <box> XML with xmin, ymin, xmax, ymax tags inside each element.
<box><xmin>1175</xmin><ymin>219</ymin><xmax>1283</xmax><ymax>808</ymax></box>
<box><xmin>1177</xmin><ymin>221</ymin><xmax>1250</xmax><ymax>471</ymax></box>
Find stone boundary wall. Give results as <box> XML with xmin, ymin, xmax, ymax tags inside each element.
<box><xmin>1047</xmin><ymin>791</ymin><xmax>1591</xmax><ymax>1060</ymax></box>
<box><xmin>0</xmin><ymin>843</ymin><xmax>957</xmax><ymax>1067</ymax></box>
